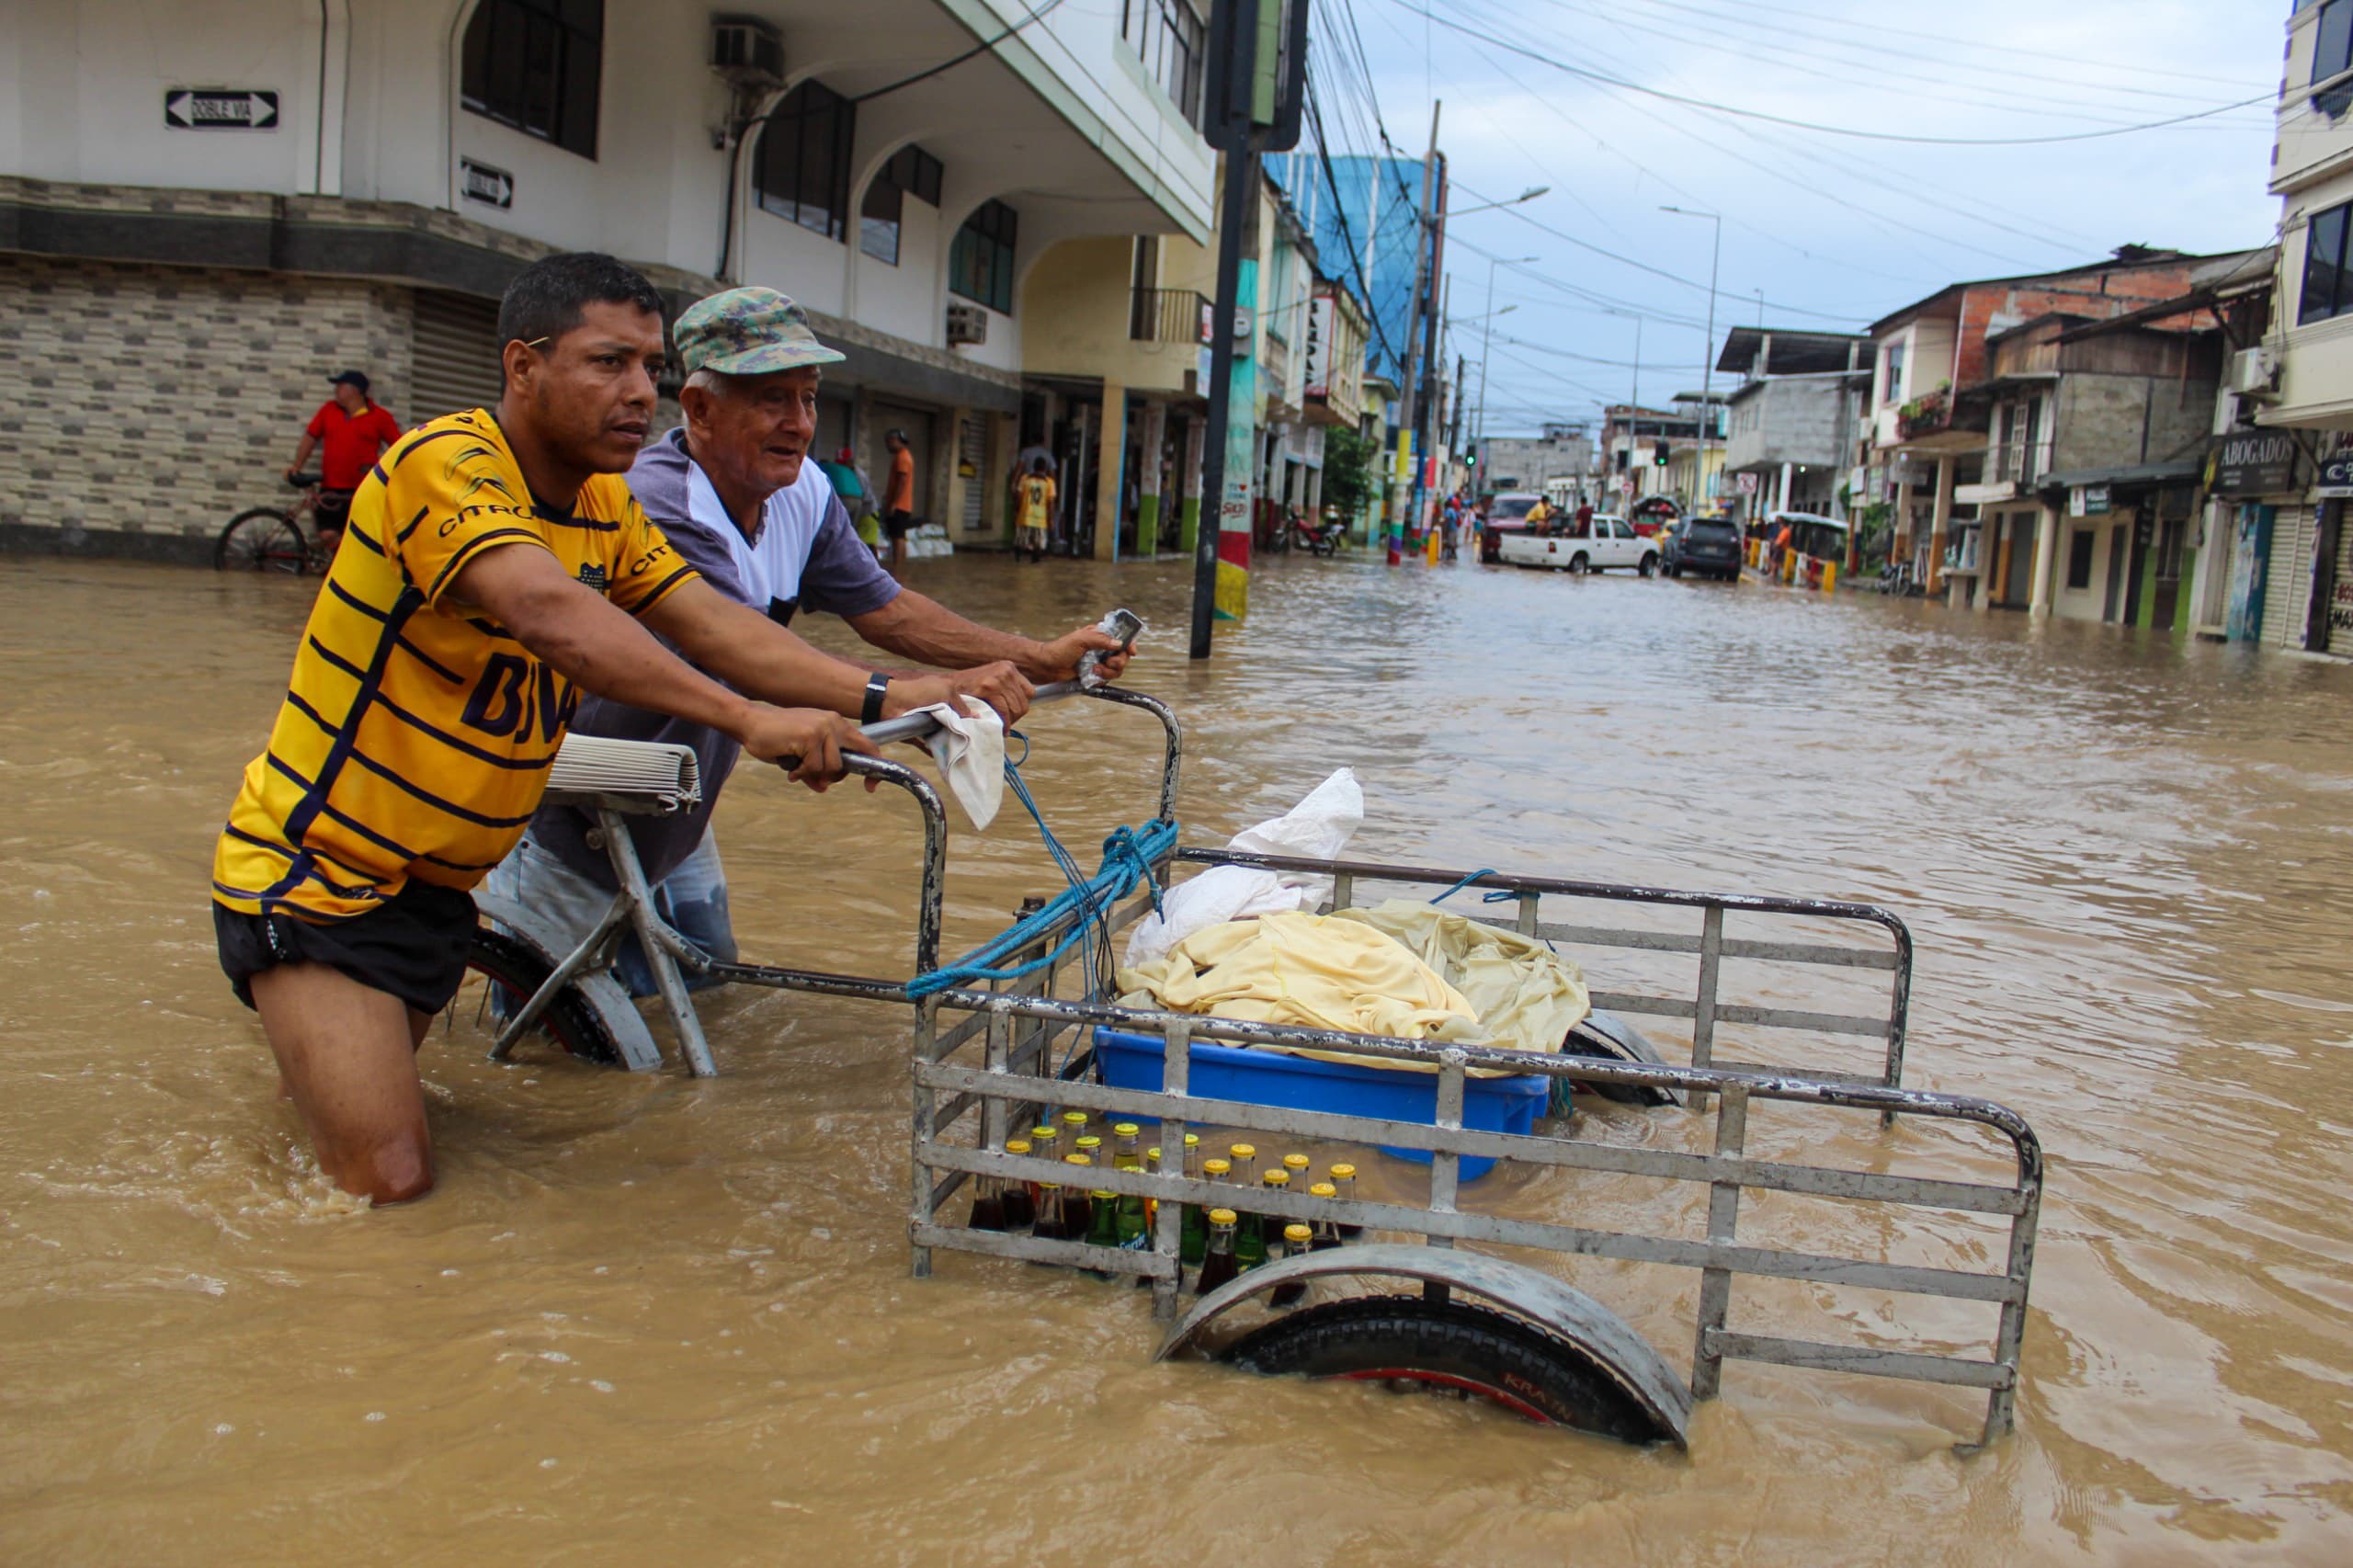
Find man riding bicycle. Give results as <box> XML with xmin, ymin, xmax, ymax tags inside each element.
<box><xmin>286</xmin><ymin>370</ymin><xmax>401</xmax><ymax>552</ymax></box>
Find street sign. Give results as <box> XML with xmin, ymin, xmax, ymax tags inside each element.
<box><xmin>1734</xmin><ymin>472</ymin><xmax>1759</xmax><ymax>494</ymax></box>
<box><xmin>460</xmin><ymin>159</ymin><xmax>515</xmax><ymax>210</ymax></box>
<box><xmin>165</xmin><ymin>89</ymin><xmax>278</xmax><ymax>131</ymax></box>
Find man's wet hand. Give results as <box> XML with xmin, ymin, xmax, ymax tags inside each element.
<box><xmin>1034</xmin><ymin>626</ymin><xmax>1133</xmax><ymax>683</ymax></box>
<box><xmin>948</xmin><ymin>660</ymin><xmax>1034</xmax><ymax>722</ymax></box>
<box><xmin>737</xmin><ymin>706</ymin><xmax>876</xmax><ymax>791</ymax></box>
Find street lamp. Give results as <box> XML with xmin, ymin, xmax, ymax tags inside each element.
<box><xmin>1449</xmin><ymin>185</ymin><xmax>1550</xmax><ymax>220</ymax></box>
<box><xmin>1660</xmin><ymin>205</ymin><xmax>1722</xmax><ymax>510</ymax></box>
<box><xmin>1475</xmin><ymin>256</ymin><xmax>1538</xmax><ymax>488</ymax></box>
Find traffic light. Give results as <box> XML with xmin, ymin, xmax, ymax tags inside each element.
<box><xmin>1654</xmin><ymin>440</ymin><xmax>1671</xmax><ymax>467</ymax></box>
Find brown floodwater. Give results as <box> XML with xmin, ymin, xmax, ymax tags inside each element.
<box><xmin>3</xmin><ymin>550</ymin><xmax>2351</xmax><ymax>1563</ymax></box>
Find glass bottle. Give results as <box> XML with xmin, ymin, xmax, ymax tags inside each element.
<box><xmin>1061</xmin><ymin>1108</ymin><xmax>1091</xmax><ymax>1146</ymax></box>
<box><xmin>1329</xmin><ymin>1163</ymin><xmax>1362</xmax><ymax>1237</ymax></box>
<box><xmin>967</xmin><ymin>1166</ymin><xmax>1007</xmax><ymax>1233</ymax></box>
<box><xmin>1060</xmin><ymin>1153</ymin><xmax>1097</xmax><ymax>1243</ymax></box>
<box><xmin>1227</xmin><ymin>1143</ymin><xmax>1257</xmax><ymax>1183</ymax></box>
<box><xmin>1112</xmin><ymin>1122</ymin><xmax>1144</xmax><ymax>1172</ymax></box>
<box><xmin>1307</xmin><ymin>1181</ymin><xmax>1344</xmax><ymax>1250</ymax></box>
<box><xmin>1086</xmin><ymin>1183</ymin><xmax>1122</xmax><ymax>1268</ymax></box>
<box><xmin>1000</xmin><ymin>1139</ymin><xmax>1037</xmax><ymax>1231</ymax></box>
<box><xmin>1032</xmin><ymin>1178</ymin><xmax>1064</xmax><ymax>1244</ymax></box>
<box><xmin>1269</xmin><ymin>1223</ymin><xmax>1313</xmax><ymax>1306</ymax></box>
<box><xmin>1239</xmin><ymin>1168</ymin><xmax>1287</xmax><ymax>1268</ymax></box>
<box><xmin>1029</xmin><ymin>1124</ymin><xmax>1060</xmax><ymax>1168</ymax></box>
<box><xmin>1283</xmin><ymin>1153</ymin><xmax>1313</xmax><ymax>1189</ymax></box>
<box><xmin>1074</xmin><ymin>1134</ymin><xmax>1103</xmax><ymax>1169</ymax></box>
<box><xmin>1195</xmin><ymin>1209</ymin><xmax>1241</xmax><ymax>1295</ymax></box>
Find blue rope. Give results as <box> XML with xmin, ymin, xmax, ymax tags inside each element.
<box><xmin>904</xmin><ymin>728</ymin><xmax>1176</xmax><ymax>1000</ymax></box>
<box><xmin>1429</xmin><ymin>868</ymin><xmax>1498</xmax><ymax>904</ymax></box>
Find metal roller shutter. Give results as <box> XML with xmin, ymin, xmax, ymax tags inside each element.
<box><xmin>410</xmin><ymin>290</ymin><xmax>505</xmax><ymax>423</ymax></box>
<box><xmin>960</xmin><ymin>414</ymin><xmax>987</xmax><ymax>532</ymax></box>
<box><xmin>2261</xmin><ymin>503</ymin><xmax>2317</xmax><ymax>648</ymax></box>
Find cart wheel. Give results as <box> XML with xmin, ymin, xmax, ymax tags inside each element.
<box><xmin>452</xmin><ymin>927</ymin><xmax>624</xmax><ymax>1067</ymax></box>
<box><xmin>1222</xmin><ymin>1294</ymin><xmax>1676</xmax><ymax>1442</ymax></box>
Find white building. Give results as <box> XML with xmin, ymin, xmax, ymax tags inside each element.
<box><xmin>0</xmin><ymin>0</ymin><xmax>1213</xmax><ymax>560</ymax></box>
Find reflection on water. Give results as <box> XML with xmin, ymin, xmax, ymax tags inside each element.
<box><xmin>3</xmin><ymin>552</ymin><xmax>2351</xmax><ymax>1562</ymax></box>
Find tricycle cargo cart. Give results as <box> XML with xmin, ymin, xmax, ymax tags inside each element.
<box><xmin>467</xmin><ymin>629</ymin><xmax>2040</xmax><ymax>1452</ymax></box>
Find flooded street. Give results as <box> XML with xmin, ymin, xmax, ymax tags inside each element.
<box><xmin>4</xmin><ymin>550</ymin><xmax>2352</xmax><ymax>1564</ymax></box>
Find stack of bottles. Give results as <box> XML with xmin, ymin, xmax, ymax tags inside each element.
<box><xmin>962</xmin><ymin>1108</ymin><xmax>1360</xmax><ymax>1299</ymax></box>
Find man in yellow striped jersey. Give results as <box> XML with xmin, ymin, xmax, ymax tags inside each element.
<box><xmin>210</xmin><ymin>254</ymin><xmax>1013</xmax><ymax>1207</ymax></box>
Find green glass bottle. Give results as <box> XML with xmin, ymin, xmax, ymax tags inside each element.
<box><xmin>1085</xmin><ymin>1185</ymin><xmax>1121</xmax><ymax>1280</ymax></box>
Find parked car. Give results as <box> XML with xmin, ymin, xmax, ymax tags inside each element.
<box><xmin>1480</xmin><ymin>492</ymin><xmax>1545</xmax><ymax>562</ymax></box>
<box><xmin>1497</xmin><ymin>512</ymin><xmax>1660</xmax><ymax>575</ymax></box>
<box><xmin>1665</xmin><ymin>515</ymin><xmax>1745</xmax><ymax>581</ymax></box>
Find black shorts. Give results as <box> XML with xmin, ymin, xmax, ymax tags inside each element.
<box><xmin>883</xmin><ymin>509</ymin><xmax>916</xmax><ymax>538</ymax></box>
<box><xmin>213</xmin><ymin>881</ymin><xmax>477</xmax><ymax>1017</ymax></box>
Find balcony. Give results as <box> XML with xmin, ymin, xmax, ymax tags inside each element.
<box><xmin>1896</xmin><ymin>387</ymin><xmax>1952</xmax><ymax>442</ymax></box>
<box><xmin>1130</xmin><ymin>287</ymin><xmax>1211</xmax><ymax>344</ymax></box>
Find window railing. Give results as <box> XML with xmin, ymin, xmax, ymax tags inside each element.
<box><xmin>1130</xmin><ymin>287</ymin><xmax>1211</xmax><ymax>344</ymax></box>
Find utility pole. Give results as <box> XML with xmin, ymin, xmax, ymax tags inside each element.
<box><xmin>1189</xmin><ymin>0</ymin><xmax>1308</xmax><ymax>658</ymax></box>
<box><xmin>1391</xmin><ymin>99</ymin><xmax>1439</xmax><ymax>566</ymax></box>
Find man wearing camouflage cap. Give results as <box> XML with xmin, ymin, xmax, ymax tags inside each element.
<box><xmin>488</xmin><ymin>286</ymin><xmax>1133</xmax><ymax>995</ymax></box>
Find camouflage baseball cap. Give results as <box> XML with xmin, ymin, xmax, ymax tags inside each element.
<box><xmin>673</xmin><ymin>286</ymin><xmax>846</xmax><ymax>377</ymax></box>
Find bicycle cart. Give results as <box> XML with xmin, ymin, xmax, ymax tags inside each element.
<box><xmin>471</xmin><ymin>651</ymin><xmax>2042</xmax><ymax>1453</ymax></box>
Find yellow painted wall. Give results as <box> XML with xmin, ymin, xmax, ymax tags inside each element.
<box><xmin>1018</xmin><ymin>233</ymin><xmax>1215</xmax><ymax>394</ymax></box>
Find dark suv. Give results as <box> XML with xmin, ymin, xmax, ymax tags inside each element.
<box><xmin>1665</xmin><ymin>516</ymin><xmax>1744</xmax><ymax>581</ymax></box>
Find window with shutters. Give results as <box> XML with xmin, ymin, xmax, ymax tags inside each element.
<box><xmin>460</xmin><ymin>0</ymin><xmax>602</xmax><ymax>160</ymax></box>
<box><xmin>409</xmin><ymin>291</ymin><xmax>506</xmax><ymax>423</ymax></box>
<box><xmin>756</xmin><ymin>81</ymin><xmax>857</xmax><ymax>241</ymax></box>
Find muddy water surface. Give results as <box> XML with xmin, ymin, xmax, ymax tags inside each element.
<box><xmin>3</xmin><ymin>551</ymin><xmax>2351</xmax><ymax>1563</ymax></box>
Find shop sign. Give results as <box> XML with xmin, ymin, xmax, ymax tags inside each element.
<box><xmin>2211</xmin><ymin>429</ymin><xmax>2300</xmax><ymax>496</ymax></box>
<box><xmin>460</xmin><ymin>158</ymin><xmax>515</xmax><ymax>210</ymax></box>
<box><xmin>165</xmin><ymin>89</ymin><xmax>278</xmax><ymax>130</ymax></box>
<box><xmin>2070</xmin><ymin>484</ymin><xmax>2111</xmax><ymax>517</ymax></box>
<box><xmin>2316</xmin><ymin>432</ymin><xmax>2353</xmax><ymax>499</ymax></box>
<box><xmin>1301</xmin><ymin>292</ymin><xmax>1334</xmax><ymax>399</ymax></box>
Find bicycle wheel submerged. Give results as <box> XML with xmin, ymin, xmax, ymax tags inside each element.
<box><xmin>215</xmin><ymin>508</ymin><xmax>310</xmax><ymax>573</ymax></box>
<box><xmin>442</xmin><ymin>927</ymin><xmax>623</xmax><ymax>1067</ymax></box>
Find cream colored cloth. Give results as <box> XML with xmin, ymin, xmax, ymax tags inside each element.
<box><xmin>1335</xmin><ymin>899</ymin><xmax>1591</xmax><ymax>1057</ymax></box>
<box><xmin>912</xmin><ymin>697</ymin><xmax>1004</xmax><ymax>829</ymax></box>
<box><xmin>1115</xmin><ymin>899</ymin><xmax>1589</xmax><ymax>1076</ymax></box>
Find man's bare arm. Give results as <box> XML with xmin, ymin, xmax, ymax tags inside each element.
<box><xmin>645</xmin><ymin>578</ymin><xmax>1030</xmax><ymax>721</ymax></box>
<box><xmin>846</xmin><ymin>590</ymin><xmax>1131</xmax><ymax>684</ymax></box>
<box><xmin>447</xmin><ymin>545</ymin><xmax>870</xmax><ymax>784</ymax></box>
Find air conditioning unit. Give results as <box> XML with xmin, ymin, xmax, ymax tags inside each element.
<box><xmin>946</xmin><ymin>301</ymin><xmax>989</xmax><ymax>347</ymax></box>
<box><xmin>711</xmin><ymin>17</ymin><xmax>785</xmax><ymax>92</ymax></box>
<box><xmin>2228</xmin><ymin>346</ymin><xmax>2280</xmax><ymax>400</ymax></box>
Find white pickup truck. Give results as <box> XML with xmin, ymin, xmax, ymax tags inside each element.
<box><xmin>1496</xmin><ymin>514</ymin><xmax>1661</xmax><ymax>575</ymax></box>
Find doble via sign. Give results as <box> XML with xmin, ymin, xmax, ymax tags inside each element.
<box><xmin>165</xmin><ymin>89</ymin><xmax>278</xmax><ymax>131</ymax></box>
<box><xmin>461</xmin><ymin>159</ymin><xmax>515</xmax><ymax>210</ymax></box>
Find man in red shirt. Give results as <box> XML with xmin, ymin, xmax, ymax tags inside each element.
<box><xmin>288</xmin><ymin>370</ymin><xmax>402</xmax><ymax>551</ymax></box>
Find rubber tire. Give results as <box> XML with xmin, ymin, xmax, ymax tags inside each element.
<box><xmin>215</xmin><ymin>508</ymin><xmax>309</xmax><ymax>573</ymax></box>
<box><xmin>462</xmin><ymin>926</ymin><xmax>624</xmax><ymax>1067</ymax></box>
<box><xmin>1638</xmin><ymin>552</ymin><xmax>1657</xmax><ymax>578</ymax></box>
<box><xmin>1222</xmin><ymin>1294</ymin><xmax>1673</xmax><ymax>1442</ymax></box>
<box><xmin>1569</xmin><ymin>552</ymin><xmax>1589</xmax><ymax>574</ymax></box>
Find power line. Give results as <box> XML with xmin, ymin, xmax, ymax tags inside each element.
<box><xmin>1394</xmin><ymin>1</ymin><xmax>2272</xmax><ymax>146</ymax></box>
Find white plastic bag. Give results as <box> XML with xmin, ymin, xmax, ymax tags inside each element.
<box><xmin>1123</xmin><ymin>767</ymin><xmax>1362</xmax><ymax>965</ymax></box>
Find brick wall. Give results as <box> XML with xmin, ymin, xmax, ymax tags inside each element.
<box><xmin>0</xmin><ymin>255</ymin><xmax>412</xmax><ymax>555</ymax></box>
<box><xmin>1951</xmin><ymin>267</ymin><xmax>2197</xmax><ymax>388</ymax></box>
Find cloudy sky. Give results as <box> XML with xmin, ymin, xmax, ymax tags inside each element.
<box><xmin>1316</xmin><ymin>0</ymin><xmax>2287</xmax><ymax>434</ymax></box>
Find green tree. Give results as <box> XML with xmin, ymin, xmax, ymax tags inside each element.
<box><xmin>1321</xmin><ymin>426</ymin><xmax>1380</xmax><ymax>521</ymax></box>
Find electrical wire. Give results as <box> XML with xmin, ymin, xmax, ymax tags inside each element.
<box><xmin>850</xmin><ymin>0</ymin><xmax>1067</xmax><ymax>103</ymax></box>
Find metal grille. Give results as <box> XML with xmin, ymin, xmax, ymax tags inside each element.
<box><xmin>409</xmin><ymin>290</ymin><xmax>504</xmax><ymax>423</ymax></box>
<box><xmin>960</xmin><ymin>415</ymin><xmax>987</xmax><ymax>533</ymax></box>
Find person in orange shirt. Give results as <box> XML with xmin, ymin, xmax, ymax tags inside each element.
<box><xmin>882</xmin><ymin>426</ymin><xmax>918</xmax><ymax>575</ymax></box>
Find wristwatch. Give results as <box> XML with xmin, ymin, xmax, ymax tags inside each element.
<box><xmin>860</xmin><ymin>671</ymin><xmax>891</xmax><ymax>726</ymax></box>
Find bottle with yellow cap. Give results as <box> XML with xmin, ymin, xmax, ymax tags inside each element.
<box><xmin>1195</xmin><ymin>1209</ymin><xmax>1241</xmax><ymax>1294</ymax></box>
<box><xmin>1074</xmin><ymin>1133</ymin><xmax>1103</xmax><ymax>1169</ymax></box>
<box><xmin>1112</xmin><ymin>1122</ymin><xmax>1144</xmax><ymax>1172</ymax></box>
<box><xmin>1061</xmin><ymin>1108</ymin><xmax>1091</xmax><ymax>1142</ymax></box>
<box><xmin>967</xmin><ymin>1161</ymin><xmax>1007</xmax><ymax>1233</ymax></box>
<box><xmin>1058</xmin><ymin>1153</ymin><xmax>1097</xmax><ymax>1242</ymax></box>
<box><xmin>1029</xmin><ymin>1123</ymin><xmax>1060</xmax><ymax>1169</ymax></box>
<box><xmin>1307</xmin><ymin>1182</ymin><xmax>1344</xmax><ymax>1251</ymax></box>
<box><xmin>1328</xmin><ymin>1163</ymin><xmax>1363</xmax><ymax>1237</ymax></box>
<box><xmin>1269</xmin><ymin>1223</ymin><xmax>1313</xmax><ymax>1306</ymax></box>
<box><xmin>1240</xmin><ymin>1167</ymin><xmax>1289</xmax><ymax>1268</ymax></box>
<box><xmin>1032</xmin><ymin>1174</ymin><xmax>1065</xmax><ymax>1244</ymax></box>
<box><xmin>1190</xmin><ymin>1158</ymin><xmax>1232</xmax><ymax>1266</ymax></box>
<box><xmin>1001</xmin><ymin>1139</ymin><xmax>1038</xmax><ymax>1230</ymax></box>
<box><xmin>1085</xmin><ymin>1179</ymin><xmax>1123</xmax><ymax>1278</ymax></box>
<box><xmin>1283</xmin><ymin>1153</ymin><xmax>1313</xmax><ymax>1188</ymax></box>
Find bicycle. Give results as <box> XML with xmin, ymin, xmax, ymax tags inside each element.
<box><xmin>214</xmin><ymin>473</ymin><xmax>342</xmax><ymax>574</ymax></box>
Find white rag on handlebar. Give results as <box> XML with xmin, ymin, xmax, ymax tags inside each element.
<box><xmin>911</xmin><ymin>697</ymin><xmax>1005</xmax><ymax>829</ymax></box>
<box><xmin>1121</xmin><ymin>767</ymin><xmax>1363</xmax><ymax>966</ymax></box>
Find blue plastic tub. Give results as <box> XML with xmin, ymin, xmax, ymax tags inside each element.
<box><xmin>1091</xmin><ymin>1028</ymin><xmax>1548</xmax><ymax>1182</ymax></box>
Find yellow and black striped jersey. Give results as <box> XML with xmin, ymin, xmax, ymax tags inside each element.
<box><xmin>211</xmin><ymin>408</ymin><xmax>698</xmax><ymax>923</ymax></box>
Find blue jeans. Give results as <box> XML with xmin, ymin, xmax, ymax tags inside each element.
<box><xmin>481</xmin><ymin>826</ymin><xmax>738</xmax><ymax>999</ymax></box>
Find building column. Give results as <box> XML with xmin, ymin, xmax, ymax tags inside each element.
<box><xmin>1778</xmin><ymin>461</ymin><xmax>1794</xmax><ymax>515</ymax></box>
<box><xmin>1094</xmin><ymin>384</ymin><xmax>1125</xmax><ymax>562</ymax></box>
<box><xmin>1979</xmin><ymin>514</ymin><xmax>2005</xmax><ymax>613</ymax></box>
<box><xmin>2029</xmin><ymin>499</ymin><xmax>2060</xmax><ymax>619</ymax></box>
<box><xmin>1893</xmin><ymin>472</ymin><xmax>1916</xmax><ymax>565</ymax></box>
<box><xmin>1927</xmin><ymin>456</ymin><xmax>1954</xmax><ymax>597</ymax></box>
<box><xmin>1178</xmin><ymin>413</ymin><xmax>1205</xmax><ymax>554</ymax></box>
<box><xmin>1137</xmin><ymin>399</ymin><xmax>1168</xmax><ymax>552</ymax></box>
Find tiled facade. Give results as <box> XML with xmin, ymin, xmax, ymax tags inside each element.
<box><xmin>0</xmin><ymin>255</ymin><xmax>413</xmax><ymax>557</ymax></box>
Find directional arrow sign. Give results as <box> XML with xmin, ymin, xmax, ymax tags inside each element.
<box><xmin>460</xmin><ymin>159</ymin><xmax>515</xmax><ymax>210</ymax></box>
<box><xmin>164</xmin><ymin>89</ymin><xmax>279</xmax><ymax>131</ymax></box>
